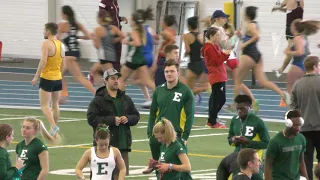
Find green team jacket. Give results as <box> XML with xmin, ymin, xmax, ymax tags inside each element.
<box><xmin>147</xmin><ymin>81</ymin><xmax>195</xmax><ymax>140</ymax></box>
<box><xmin>228</xmin><ymin>113</ymin><xmax>270</xmax><ymax>159</ymax></box>
<box><xmin>0</xmin><ymin>147</ymin><xmax>18</xmax><ymax>180</ymax></box>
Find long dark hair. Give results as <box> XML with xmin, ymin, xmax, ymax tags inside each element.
<box><xmin>62</xmin><ymin>5</ymin><xmax>77</xmax><ymax>28</ymax></box>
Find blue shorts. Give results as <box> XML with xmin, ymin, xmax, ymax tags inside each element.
<box><xmin>292</xmin><ymin>60</ymin><xmax>305</xmax><ymax>72</ymax></box>
<box><xmin>144</xmin><ymin>53</ymin><xmax>153</xmax><ymax>68</ymax></box>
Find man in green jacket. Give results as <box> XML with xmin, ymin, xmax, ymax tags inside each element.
<box><xmin>228</xmin><ymin>95</ymin><xmax>270</xmax><ymax>179</ymax></box>
<box><xmin>143</xmin><ymin>59</ymin><xmax>195</xmax><ymax>180</ymax></box>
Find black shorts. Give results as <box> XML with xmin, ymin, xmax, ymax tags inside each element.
<box><xmin>243</xmin><ymin>46</ymin><xmax>261</xmax><ymax>64</ymax></box>
<box><xmin>65</xmin><ymin>51</ymin><xmax>80</xmax><ymax>58</ymax></box>
<box><xmin>125</xmin><ymin>62</ymin><xmax>145</xmax><ymax>70</ymax></box>
<box><xmin>188</xmin><ymin>61</ymin><xmax>204</xmax><ymax>75</ymax></box>
<box><xmin>100</xmin><ymin>59</ymin><xmax>115</xmax><ymax>65</ymax></box>
<box><xmin>39</xmin><ymin>78</ymin><xmax>62</xmax><ymax>92</ymax></box>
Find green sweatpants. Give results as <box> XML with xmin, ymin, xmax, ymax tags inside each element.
<box><xmin>149</xmin><ymin>135</ymin><xmax>193</xmax><ymax>180</ymax></box>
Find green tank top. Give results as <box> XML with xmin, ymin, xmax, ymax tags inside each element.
<box><xmin>126</xmin><ymin>29</ymin><xmax>145</xmax><ymax>65</ymax></box>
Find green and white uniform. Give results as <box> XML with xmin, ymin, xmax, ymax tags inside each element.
<box><xmin>228</xmin><ymin>113</ymin><xmax>270</xmax><ymax>159</ymax></box>
<box><xmin>90</xmin><ymin>146</ymin><xmax>116</xmax><ymax>180</ymax></box>
<box><xmin>148</xmin><ymin>81</ymin><xmax>195</xmax><ymax>141</ymax></box>
<box><xmin>158</xmin><ymin>140</ymin><xmax>186</xmax><ymax>180</ymax></box>
<box><xmin>265</xmin><ymin>132</ymin><xmax>306</xmax><ymax>180</ymax></box>
<box><xmin>125</xmin><ymin>30</ymin><xmax>146</xmax><ymax>69</ymax></box>
<box><xmin>148</xmin><ymin>81</ymin><xmax>194</xmax><ymax>157</ymax></box>
<box><xmin>16</xmin><ymin>138</ymin><xmax>47</xmax><ymax>180</ymax></box>
<box><xmin>148</xmin><ymin>81</ymin><xmax>194</xmax><ymax>180</ymax></box>
<box><xmin>228</xmin><ymin>113</ymin><xmax>270</xmax><ymax>180</ymax></box>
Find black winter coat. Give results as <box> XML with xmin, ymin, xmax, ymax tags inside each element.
<box><xmin>87</xmin><ymin>86</ymin><xmax>140</xmax><ymax>151</ymax></box>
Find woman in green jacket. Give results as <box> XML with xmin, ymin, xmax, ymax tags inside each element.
<box><xmin>0</xmin><ymin>124</ymin><xmax>24</xmax><ymax>180</ymax></box>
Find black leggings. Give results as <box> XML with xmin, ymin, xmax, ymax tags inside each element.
<box><xmin>301</xmin><ymin>131</ymin><xmax>320</xmax><ymax>180</ymax></box>
<box><xmin>208</xmin><ymin>82</ymin><xmax>226</xmax><ymax>125</ymax></box>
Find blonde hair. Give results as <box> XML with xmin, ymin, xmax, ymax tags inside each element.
<box><xmin>201</xmin><ymin>16</ymin><xmax>213</xmax><ymax>29</ymax></box>
<box><xmin>153</xmin><ymin>118</ymin><xmax>176</xmax><ymax>143</ymax></box>
<box><xmin>223</xmin><ymin>22</ymin><xmax>235</xmax><ymax>38</ymax></box>
<box><xmin>24</xmin><ymin>117</ymin><xmax>61</xmax><ymax>144</ymax></box>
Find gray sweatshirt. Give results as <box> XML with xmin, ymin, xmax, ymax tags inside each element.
<box><xmin>291</xmin><ymin>74</ymin><xmax>320</xmax><ymax>132</ymax></box>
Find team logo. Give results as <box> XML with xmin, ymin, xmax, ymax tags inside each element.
<box><xmin>172</xmin><ymin>92</ymin><xmax>182</xmax><ymax>102</ymax></box>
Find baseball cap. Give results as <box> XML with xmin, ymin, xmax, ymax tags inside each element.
<box><xmin>103</xmin><ymin>68</ymin><xmax>122</xmax><ymax>79</ymax></box>
<box><xmin>212</xmin><ymin>10</ymin><xmax>230</xmax><ymax>19</ymax></box>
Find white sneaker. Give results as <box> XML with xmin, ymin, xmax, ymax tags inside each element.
<box><xmin>142</xmin><ymin>100</ymin><xmax>152</xmax><ymax>107</ymax></box>
<box><xmin>282</xmin><ymin>91</ymin><xmax>291</xmax><ymax>106</ymax></box>
<box><xmin>273</xmin><ymin>70</ymin><xmax>282</xmax><ymax>78</ymax></box>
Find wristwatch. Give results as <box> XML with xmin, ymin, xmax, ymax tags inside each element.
<box><xmin>169</xmin><ymin>163</ymin><xmax>173</xmax><ymax>170</ymax></box>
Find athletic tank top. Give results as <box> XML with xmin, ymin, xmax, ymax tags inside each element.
<box><xmin>189</xmin><ymin>32</ymin><xmax>203</xmax><ymax>62</ymax></box>
<box><xmin>40</xmin><ymin>40</ymin><xmax>63</xmax><ymax>80</ymax></box>
<box><xmin>143</xmin><ymin>25</ymin><xmax>154</xmax><ymax>56</ymax></box>
<box><xmin>159</xmin><ymin>27</ymin><xmax>176</xmax><ymax>57</ymax></box>
<box><xmin>242</xmin><ymin>21</ymin><xmax>259</xmax><ymax>47</ymax></box>
<box><xmin>286</xmin><ymin>0</ymin><xmax>303</xmax><ymax>27</ymax></box>
<box><xmin>292</xmin><ymin>36</ymin><xmax>310</xmax><ymax>62</ymax></box>
<box><xmin>61</xmin><ymin>22</ymin><xmax>79</xmax><ymax>52</ymax></box>
<box><xmin>90</xmin><ymin>146</ymin><xmax>116</xmax><ymax>180</ymax></box>
<box><xmin>98</xmin><ymin>25</ymin><xmax>117</xmax><ymax>62</ymax></box>
<box><xmin>126</xmin><ymin>29</ymin><xmax>145</xmax><ymax>65</ymax></box>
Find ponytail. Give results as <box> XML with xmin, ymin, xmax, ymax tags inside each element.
<box><xmin>24</xmin><ymin>117</ymin><xmax>61</xmax><ymax>144</ymax></box>
<box><xmin>95</xmin><ymin>124</ymin><xmax>110</xmax><ymax>140</ymax></box>
<box><xmin>294</xmin><ymin>19</ymin><xmax>320</xmax><ymax>36</ymax></box>
<box><xmin>143</xmin><ymin>6</ymin><xmax>154</xmax><ymax>21</ymax></box>
<box><xmin>62</xmin><ymin>5</ymin><xmax>77</xmax><ymax>28</ymax></box>
<box><xmin>153</xmin><ymin>118</ymin><xmax>176</xmax><ymax>143</ymax></box>
<box><xmin>200</xmin><ymin>16</ymin><xmax>213</xmax><ymax>29</ymax></box>
<box><xmin>132</xmin><ymin>10</ymin><xmax>147</xmax><ymax>45</ymax></box>
<box><xmin>98</xmin><ymin>9</ymin><xmax>112</xmax><ymax>24</ymax></box>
